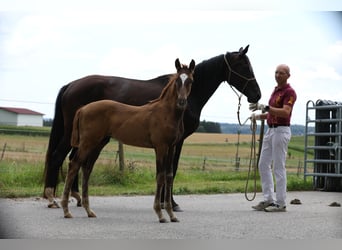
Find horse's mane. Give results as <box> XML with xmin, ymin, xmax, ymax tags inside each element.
<box><xmin>149</xmin><ymin>73</ymin><xmax>179</xmax><ymax>104</ymax></box>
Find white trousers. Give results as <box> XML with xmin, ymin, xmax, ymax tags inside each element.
<box><xmin>258</xmin><ymin>126</ymin><xmax>291</xmax><ymax>206</ymax></box>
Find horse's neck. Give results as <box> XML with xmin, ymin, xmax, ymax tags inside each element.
<box><xmin>160</xmin><ymin>80</ymin><xmax>178</xmax><ymax>105</ymax></box>
<box><xmin>190</xmin><ymin>55</ymin><xmax>226</xmax><ymax>111</ymax></box>
<box><xmin>158</xmin><ymin>79</ymin><xmax>185</xmax><ymax>116</ymax></box>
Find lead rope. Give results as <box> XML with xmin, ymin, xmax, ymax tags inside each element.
<box><xmin>244</xmin><ymin>118</ymin><xmax>258</xmax><ymax>201</ymax></box>
<box><xmin>244</xmin><ymin>115</ymin><xmax>265</xmax><ymax>201</ymax></box>
<box><xmin>230</xmin><ymin>84</ymin><xmax>258</xmax><ymax>201</ymax></box>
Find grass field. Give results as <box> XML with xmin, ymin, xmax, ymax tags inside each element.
<box><xmin>0</xmin><ymin>132</ymin><xmax>313</xmax><ymax>198</ymax></box>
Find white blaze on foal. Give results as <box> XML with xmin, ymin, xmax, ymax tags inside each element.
<box><xmin>179</xmin><ymin>73</ymin><xmax>188</xmax><ymax>85</ymax></box>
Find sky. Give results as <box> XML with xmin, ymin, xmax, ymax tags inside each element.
<box><xmin>0</xmin><ymin>0</ymin><xmax>342</xmax><ymax>126</ymax></box>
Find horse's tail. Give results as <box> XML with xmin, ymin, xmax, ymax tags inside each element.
<box><xmin>43</xmin><ymin>84</ymin><xmax>68</xmax><ymax>196</ymax></box>
<box><xmin>71</xmin><ymin>109</ymin><xmax>81</xmax><ymax>148</ymax></box>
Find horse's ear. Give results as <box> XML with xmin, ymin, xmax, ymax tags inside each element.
<box><xmin>175</xmin><ymin>58</ymin><xmax>181</xmax><ymax>71</ymax></box>
<box><xmin>189</xmin><ymin>59</ymin><xmax>195</xmax><ymax>72</ymax></box>
<box><xmin>239</xmin><ymin>45</ymin><xmax>249</xmax><ymax>56</ymax></box>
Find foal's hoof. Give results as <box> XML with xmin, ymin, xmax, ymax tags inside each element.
<box><xmin>87</xmin><ymin>209</ymin><xmax>97</xmax><ymax>218</ymax></box>
<box><xmin>76</xmin><ymin>200</ymin><xmax>82</xmax><ymax>207</ymax></box>
<box><xmin>159</xmin><ymin>218</ymin><xmax>168</xmax><ymax>223</ymax></box>
<box><xmin>64</xmin><ymin>212</ymin><xmax>73</xmax><ymax>218</ymax></box>
<box><xmin>171</xmin><ymin>217</ymin><xmax>179</xmax><ymax>223</ymax></box>
<box><xmin>88</xmin><ymin>212</ymin><xmax>97</xmax><ymax>218</ymax></box>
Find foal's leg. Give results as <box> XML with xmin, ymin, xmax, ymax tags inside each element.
<box><xmin>153</xmin><ymin>148</ymin><xmax>167</xmax><ymax>223</ymax></box>
<box><xmin>81</xmin><ymin>138</ymin><xmax>109</xmax><ymax>218</ymax></box>
<box><xmin>71</xmin><ymin>174</ymin><xmax>82</xmax><ymax>207</ymax></box>
<box><xmin>69</xmin><ymin>148</ymin><xmax>82</xmax><ymax>207</ymax></box>
<box><xmin>160</xmin><ymin>139</ymin><xmax>184</xmax><ymax>212</ymax></box>
<box><xmin>154</xmin><ymin>171</ymin><xmax>166</xmax><ymax>223</ymax></box>
<box><xmin>61</xmin><ymin>154</ymin><xmax>82</xmax><ymax>218</ymax></box>
<box><xmin>164</xmin><ymin>146</ymin><xmax>178</xmax><ymax>222</ymax></box>
<box><xmin>81</xmin><ymin>162</ymin><xmax>96</xmax><ymax>218</ymax></box>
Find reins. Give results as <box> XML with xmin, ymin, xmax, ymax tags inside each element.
<box><xmin>223</xmin><ymin>53</ymin><xmax>262</xmax><ymax>201</ymax></box>
<box><xmin>223</xmin><ymin>54</ymin><xmax>255</xmax><ymax>126</ymax></box>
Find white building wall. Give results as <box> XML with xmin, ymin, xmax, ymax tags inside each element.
<box><xmin>0</xmin><ymin>110</ymin><xmax>18</xmax><ymax>126</ymax></box>
<box><xmin>0</xmin><ymin>110</ymin><xmax>43</xmax><ymax>127</ymax></box>
<box><xmin>17</xmin><ymin>114</ymin><xmax>43</xmax><ymax>127</ymax></box>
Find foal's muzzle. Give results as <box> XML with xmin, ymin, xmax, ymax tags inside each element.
<box><xmin>177</xmin><ymin>98</ymin><xmax>187</xmax><ymax>109</ymax></box>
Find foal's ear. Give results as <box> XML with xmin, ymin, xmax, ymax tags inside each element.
<box><xmin>189</xmin><ymin>59</ymin><xmax>195</xmax><ymax>72</ymax></box>
<box><xmin>239</xmin><ymin>45</ymin><xmax>249</xmax><ymax>56</ymax></box>
<box><xmin>175</xmin><ymin>58</ymin><xmax>181</xmax><ymax>71</ymax></box>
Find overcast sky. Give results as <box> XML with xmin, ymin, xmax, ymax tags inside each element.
<box><xmin>0</xmin><ymin>0</ymin><xmax>341</xmax><ymax>125</ymax></box>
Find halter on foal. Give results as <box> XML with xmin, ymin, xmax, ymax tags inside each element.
<box><xmin>61</xmin><ymin>58</ymin><xmax>195</xmax><ymax>223</ymax></box>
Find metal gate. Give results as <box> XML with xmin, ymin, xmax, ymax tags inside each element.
<box><xmin>304</xmin><ymin>100</ymin><xmax>342</xmax><ymax>191</ymax></box>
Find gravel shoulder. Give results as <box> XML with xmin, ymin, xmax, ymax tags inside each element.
<box><xmin>0</xmin><ymin>191</ymin><xmax>341</xmax><ymax>239</ymax></box>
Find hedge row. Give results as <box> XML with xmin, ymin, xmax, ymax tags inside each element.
<box><xmin>0</xmin><ymin>126</ymin><xmax>51</xmax><ymax>137</ymax></box>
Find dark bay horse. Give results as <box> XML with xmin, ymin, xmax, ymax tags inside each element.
<box><xmin>61</xmin><ymin>59</ymin><xmax>195</xmax><ymax>222</ymax></box>
<box><xmin>44</xmin><ymin>45</ymin><xmax>261</xmax><ymax>210</ymax></box>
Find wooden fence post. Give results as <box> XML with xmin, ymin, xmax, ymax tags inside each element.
<box><xmin>1</xmin><ymin>142</ymin><xmax>7</xmax><ymax>161</ymax></box>
<box><xmin>118</xmin><ymin>141</ymin><xmax>125</xmax><ymax>171</ymax></box>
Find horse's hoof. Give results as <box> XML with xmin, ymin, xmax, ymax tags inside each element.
<box><xmin>159</xmin><ymin>218</ymin><xmax>168</xmax><ymax>223</ymax></box>
<box><xmin>88</xmin><ymin>212</ymin><xmax>97</xmax><ymax>218</ymax></box>
<box><xmin>64</xmin><ymin>213</ymin><xmax>73</xmax><ymax>218</ymax></box>
<box><xmin>71</xmin><ymin>192</ymin><xmax>82</xmax><ymax>207</ymax></box>
<box><xmin>48</xmin><ymin>200</ymin><xmax>60</xmax><ymax>208</ymax></box>
<box><xmin>171</xmin><ymin>217</ymin><xmax>179</xmax><ymax>223</ymax></box>
<box><xmin>173</xmin><ymin>205</ymin><xmax>183</xmax><ymax>212</ymax></box>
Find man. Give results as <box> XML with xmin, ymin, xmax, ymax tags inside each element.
<box><xmin>249</xmin><ymin>64</ymin><xmax>297</xmax><ymax>212</ymax></box>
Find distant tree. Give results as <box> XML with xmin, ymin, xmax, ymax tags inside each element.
<box><xmin>43</xmin><ymin>118</ymin><xmax>53</xmax><ymax>127</ymax></box>
<box><xmin>196</xmin><ymin>120</ymin><xmax>222</xmax><ymax>133</ymax></box>
<box><xmin>196</xmin><ymin>125</ymin><xmax>205</xmax><ymax>133</ymax></box>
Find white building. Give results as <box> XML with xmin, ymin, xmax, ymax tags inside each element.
<box><xmin>0</xmin><ymin>107</ymin><xmax>44</xmax><ymax>127</ymax></box>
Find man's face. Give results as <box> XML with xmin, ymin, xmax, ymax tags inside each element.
<box><xmin>275</xmin><ymin>66</ymin><xmax>289</xmax><ymax>84</ymax></box>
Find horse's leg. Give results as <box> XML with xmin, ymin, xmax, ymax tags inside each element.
<box><xmin>44</xmin><ymin>137</ymin><xmax>72</xmax><ymax>208</ymax></box>
<box><xmin>81</xmin><ymin>161</ymin><xmax>96</xmax><ymax>218</ymax></box>
<box><xmin>171</xmin><ymin>140</ymin><xmax>184</xmax><ymax>210</ymax></box>
<box><xmin>165</xmin><ymin>146</ymin><xmax>178</xmax><ymax>222</ymax></box>
<box><xmin>71</xmin><ymin>174</ymin><xmax>81</xmax><ymax>207</ymax></box>
<box><xmin>161</xmin><ymin>139</ymin><xmax>184</xmax><ymax>212</ymax></box>
<box><xmin>81</xmin><ymin>140</ymin><xmax>108</xmax><ymax>218</ymax></box>
<box><xmin>153</xmin><ymin>148</ymin><xmax>167</xmax><ymax>223</ymax></box>
<box><xmin>61</xmin><ymin>153</ymin><xmax>82</xmax><ymax>218</ymax></box>
<box><xmin>69</xmin><ymin>148</ymin><xmax>81</xmax><ymax>207</ymax></box>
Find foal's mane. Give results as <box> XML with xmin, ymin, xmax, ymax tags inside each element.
<box><xmin>148</xmin><ymin>72</ymin><xmax>180</xmax><ymax>104</ymax></box>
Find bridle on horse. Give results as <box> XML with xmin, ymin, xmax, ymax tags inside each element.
<box><xmin>223</xmin><ymin>53</ymin><xmax>256</xmax><ymax>126</ymax></box>
<box><xmin>223</xmin><ymin>53</ymin><xmax>260</xmax><ymax>201</ymax></box>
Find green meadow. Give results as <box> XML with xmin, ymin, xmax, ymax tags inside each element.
<box><xmin>0</xmin><ymin>130</ymin><xmax>314</xmax><ymax>198</ymax></box>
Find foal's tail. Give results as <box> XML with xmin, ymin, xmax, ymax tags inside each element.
<box><xmin>71</xmin><ymin>109</ymin><xmax>81</xmax><ymax>148</ymax></box>
<box><xmin>43</xmin><ymin>84</ymin><xmax>68</xmax><ymax>196</ymax></box>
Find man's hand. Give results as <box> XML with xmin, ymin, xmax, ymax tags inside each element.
<box><xmin>249</xmin><ymin>103</ymin><xmax>269</xmax><ymax>112</ymax></box>
<box><xmin>250</xmin><ymin>113</ymin><xmax>261</xmax><ymax>122</ymax></box>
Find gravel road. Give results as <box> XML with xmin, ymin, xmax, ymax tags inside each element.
<box><xmin>0</xmin><ymin>191</ymin><xmax>341</xmax><ymax>239</ymax></box>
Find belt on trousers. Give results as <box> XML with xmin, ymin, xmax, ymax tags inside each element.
<box><xmin>268</xmin><ymin>124</ymin><xmax>290</xmax><ymax>128</ymax></box>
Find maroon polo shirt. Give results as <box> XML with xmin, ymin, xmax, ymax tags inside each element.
<box><xmin>267</xmin><ymin>83</ymin><xmax>297</xmax><ymax>126</ymax></box>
